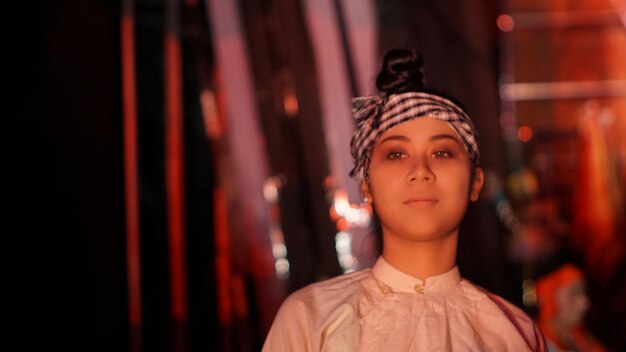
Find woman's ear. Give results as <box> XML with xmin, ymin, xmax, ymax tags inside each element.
<box><xmin>361</xmin><ymin>182</ymin><xmax>372</xmax><ymax>204</ymax></box>
<box><xmin>470</xmin><ymin>167</ymin><xmax>485</xmax><ymax>202</ymax></box>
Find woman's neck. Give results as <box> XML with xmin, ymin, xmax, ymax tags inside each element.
<box><xmin>381</xmin><ymin>231</ymin><xmax>458</xmax><ymax>281</ymax></box>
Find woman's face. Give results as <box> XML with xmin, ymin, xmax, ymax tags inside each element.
<box><xmin>555</xmin><ymin>280</ymin><xmax>589</xmax><ymax>327</ymax></box>
<box><xmin>363</xmin><ymin>117</ymin><xmax>483</xmax><ymax>244</ymax></box>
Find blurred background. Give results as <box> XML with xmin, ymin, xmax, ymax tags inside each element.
<box><xmin>23</xmin><ymin>0</ymin><xmax>625</xmax><ymax>351</ymax></box>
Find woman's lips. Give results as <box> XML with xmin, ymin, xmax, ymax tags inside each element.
<box><xmin>403</xmin><ymin>198</ymin><xmax>439</xmax><ymax>205</ymax></box>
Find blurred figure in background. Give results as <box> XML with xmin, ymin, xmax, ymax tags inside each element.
<box><xmin>536</xmin><ymin>264</ymin><xmax>606</xmax><ymax>352</ymax></box>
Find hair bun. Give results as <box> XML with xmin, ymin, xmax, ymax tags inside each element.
<box><xmin>376</xmin><ymin>49</ymin><xmax>425</xmax><ymax>96</ymax></box>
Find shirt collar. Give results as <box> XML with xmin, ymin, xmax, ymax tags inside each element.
<box><xmin>371</xmin><ymin>256</ymin><xmax>461</xmax><ymax>294</ymax></box>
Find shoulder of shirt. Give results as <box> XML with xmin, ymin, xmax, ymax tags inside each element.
<box><xmin>266</xmin><ymin>269</ymin><xmax>376</xmax><ymax>351</ymax></box>
<box><xmin>278</xmin><ymin>268</ymin><xmax>374</xmax><ymax>315</ymax></box>
<box><xmin>459</xmin><ymin>280</ymin><xmax>547</xmax><ymax>351</ymax></box>
<box><xmin>459</xmin><ymin>279</ymin><xmax>535</xmax><ymax>325</ymax></box>
<box><xmin>290</xmin><ymin>268</ymin><xmax>373</xmax><ymax>300</ymax></box>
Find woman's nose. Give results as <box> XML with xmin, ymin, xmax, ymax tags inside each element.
<box><xmin>406</xmin><ymin>158</ymin><xmax>435</xmax><ymax>183</ymax></box>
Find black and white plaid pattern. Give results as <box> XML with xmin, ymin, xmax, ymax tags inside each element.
<box><xmin>349</xmin><ymin>91</ymin><xmax>480</xmax><ymax>181</ymax></box>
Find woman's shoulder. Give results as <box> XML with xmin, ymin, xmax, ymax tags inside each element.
<box><xmin>459</xmin><ymin>280</ymin><xmax>546</xmax><ymax>351</ymax></box>
<box><xmin>459</xmin><ymin>280</ymin><xmax>533</xmax><ymax>324</ymax></box>
<box><xmin>286</xmin><ymin>268</ymin><xmax>374</xmax><ymax>306</ymax></box>
<box><xmin>273</xmin><ymin>267</ymin><xmax>380</xmax><ymax>326</ymax></box>
<box><xmin>263</xmin><ymin>269</ymin><xmax>376</xmax><ymax>351</ymax></box>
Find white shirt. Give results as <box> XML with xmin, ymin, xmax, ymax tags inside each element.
<box><xmin>263</xmin><ymin>257</ymin><xmax>546</xmax><ymax>351</ymax></box>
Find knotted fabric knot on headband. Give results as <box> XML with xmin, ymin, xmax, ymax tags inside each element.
<box><xmin>349</xmin><ymin>91</ymin><xmax>480</xmax><ymax>182</ymax></box>
<box><xmin>353</xmin><ymin>95</ymin><xmax>386</xmax><ymax>125</ymax></box>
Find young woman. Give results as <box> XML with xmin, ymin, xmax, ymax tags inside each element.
<box><xmin>263</xmin><ymin>49</ymin><xmax>546</xmax><ymax>351</ymax></box>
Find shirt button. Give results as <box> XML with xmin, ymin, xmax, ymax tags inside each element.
<box><xmin>414</xmin><ymin>284</ymin><xmax>424</xmax><ymax>294</ymax></box>
<box><xmin>381</xmin><ymin>286</ymin><xmax>390</xmax><ymax>294</ymax></box>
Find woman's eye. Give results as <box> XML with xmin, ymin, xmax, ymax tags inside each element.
<box><xmin>433</xmin><ymin>150</ymin><xmax>452</xmax><ymax>158</ymax></box>
<box><xmin>387</xmin><ymin>151</ymin><xmax>406</xmax><ymax>160</ymax></box>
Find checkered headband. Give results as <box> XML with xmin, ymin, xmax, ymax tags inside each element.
<box><xmin>349</xmin><ymin>91</ymin><xmax>480</xmax><ymax>181</ymax></box>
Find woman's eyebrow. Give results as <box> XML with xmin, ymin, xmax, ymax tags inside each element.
<box><xmin>429</xmin><ymin>133</ymin><xmax>462</xmax><ymax>144</ymax></box>
<box><xmin>379</xmin><ymin>133</ymin><xmax>462</xmax><ymax>145</ymax></box>
<box><xmin>378</xmin><ymin>135</ymin><xmax>410</xmax><ymax>145</ymax></box>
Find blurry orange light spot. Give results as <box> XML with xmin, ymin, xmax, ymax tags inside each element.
<box><xmin>282</xmin><ymin>87</ymin><xmax>299</xmax><ymax>117</ymax></box>
<box><xmin>518</xmin><ymin>125</ymin><xmax>534</xmax><ymax>142</ymax></box>
<box><xmin>336</xmin><ymin>218</ymin><xmax>349</xmax><ymax>232</ymax></box>
<box><xmin>497</xmin><ymin>15</ymin><xmax>515</xmax><ymax>32</ymax></box>
<box><xmin>333</xmin><ymin>189</ymin><xmax>350</xmax><ymax>217</ymax></box>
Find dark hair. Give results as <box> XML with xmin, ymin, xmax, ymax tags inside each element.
<box><xmin>375</xmin><ymin>49</ymin><xmax>469</xmax><ymax>111</ymax></box>
<box><xmin>369</xmin><ymin>210</ymin><xmax>384</xmax><ymax>257</ymax></box>
<box><xmin>376</xmin><ymin>49</ymin><xmax>426</xmax><ymax>96</ymax></box>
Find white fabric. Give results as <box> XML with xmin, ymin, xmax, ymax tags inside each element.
<box><xmin>263</xmin><ymin>257</ymin><xmax>544</xmax><ymax>351</ymax></box>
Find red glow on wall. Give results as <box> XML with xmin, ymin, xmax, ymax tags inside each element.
<box><xmin>164</xmin><ymin>29</ymin><xmax>188</xmax><ymax>322</ymax></box>
<box><xmin>121</xmin><ymin>6</ymin><xmax>142</xmax><ymax>329</ymax></box>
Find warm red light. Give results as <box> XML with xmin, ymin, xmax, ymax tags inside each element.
<box><xmin>497</xmin><ymin>14</ymin><xmax>515</xmax><ymax>32</ymax></box>
<box><xmin>518</xmin><ymin>125</ymin><xmax>534</xmax><ymax>142</ymax></box>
